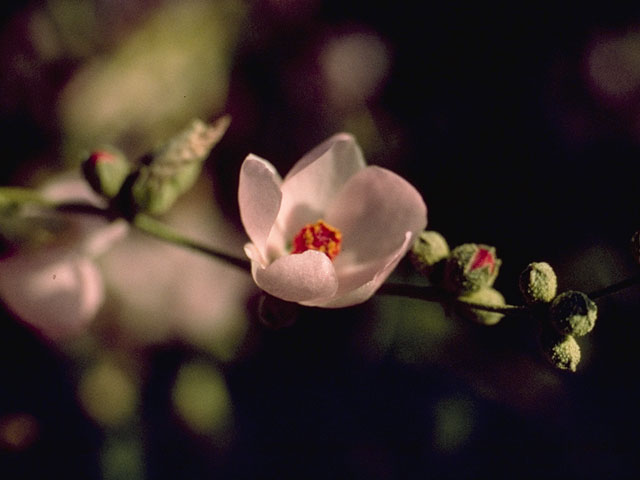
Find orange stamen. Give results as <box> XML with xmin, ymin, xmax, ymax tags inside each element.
<box><xmin>291</xmin><ymin>219</ymin><xmax>342</xmax><ymax>260</ymax></box>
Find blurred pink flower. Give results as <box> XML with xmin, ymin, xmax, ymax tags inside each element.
<box><xmin>98</xmin><ymin>178</ymin><xmax>254</xmax><ymax>352</ymax></box>
<box><xmin>239</xmin><ymin>133</ymin><xmax>427</xmax><ymax>308</ymax></box>
<box><xmin>0</xmin><ymin>174</ymin><xmax>128</xmax><ymax>340</ymax></box>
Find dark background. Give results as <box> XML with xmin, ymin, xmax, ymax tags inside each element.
<box><xmin>2</xmin><ymin>1</ymin><xmax>640</xmax><ymax>478</ymax></box>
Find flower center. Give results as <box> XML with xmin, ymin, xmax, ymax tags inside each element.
<box><xmin>291</xmin><ymin>219</ymin><xmax>342</xmax><ymax>260</ymax></box>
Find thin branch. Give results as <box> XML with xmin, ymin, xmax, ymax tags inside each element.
<box><xmin>1</xmin><ymin>186</ymin><xmax>252</xmax><ymax>272</ymax></box>
<box><xmin>5</xmin><ymin>185</ymin><xmax>640</xmax><ymax>308</ymax></box>
<box><xmin>376</xmin><ymin>283</ymin><xmax>529</xmax><ymax>315</ymax></box>
<box><xmin>132</xmin><ymin>213</ymin><xmax>251</xmax><ymax>272</ymax></box>
<box><xmin>54</xmin><ymin>202</ymin><xmax>116</xmax><ymax>218</ymax></box>
<box><xmin>1</xmin><ymin>187</ymin><xmax>53</xmax><ymax>207</ymax></box>
<box><xmin>589</xmin><ymin>272</ymin><xmax>640</xmax><ymax>300</ymax></box>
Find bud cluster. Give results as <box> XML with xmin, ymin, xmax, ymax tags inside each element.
<box><xmin>517</xmin><ymin>261</ymin><xmax>597</xmax><ymax>371</ymax></box>
<box><xmin>410</xmin><ymin>231</ymin><xmax>506</xmax><ymax>326</ymax></box>
<box><xmin>410</xmin><ymin>231</ymin><xmax>600</xmax><ymax>372</ymax></box>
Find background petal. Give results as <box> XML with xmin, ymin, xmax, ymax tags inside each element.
<box><xmin>238</xmin><ymin>154</ymin><xmax>283</xmax><ymax>263</ymax></box>
<box><xmin>252</xmin><ymin>250</ymin><xmax>338</xmax><ymax>303</ymax></box>
<box><xmin>326</xmin><ymin>166</ymin><xmax>426</xmax><ymax>265</ymax></box>
<box><xmin>275</xmin><ymin>133</ymin><xmax>366</xmax><ymax>243</ymax></box>
<box><xmin>81</xmin><ymin>219</ymin><xmax>130</xmax><ymax>258</ymax></box>
<box><xmin>303</xmin><ymin>232</ymin><xmax>414</xmax><ymax>308</ymax></box>
<box><xmin>0</xmin><ymin>249</ymin><xmax>104</xmax><ymax>340</ymax></box>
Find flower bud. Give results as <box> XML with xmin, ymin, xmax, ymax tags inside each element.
<box><xmin>631</xmin><ymin>230</ymin><xmax>640</xmax><ymax>265</ymax></box>
<box><xmin>455</xmin><ymin>287</ymin><xmax>505</xmax><ymax>325</ymax></box>
<box><xmin>443</xmin><ymin>243</ymin><xmax>501</xmax><ymax>293</ymax></box>
<box><xmin>409</xmin><ymin>230</ymin><xmax>450</xmax><ymax>278</ymax></box>
<box><xmin>540</xmin><ymin>328</ymin><xmax>581</xmax><ymax>372</ymax></box>
<box><xmin>519</xmin><ymin>262</ymin><xmax>557</xmax><ymax>304</ymax></box>
<box><xmin>82</xmin><ymin>148</ymin><xmax>131</xmax><ymax>199</ymax></box>
<box><xmin>131</xmin><ymin>117</ymin><xmax>229</xmax><ymax>215</ymax></box>
<box><xmin>549</xmin><ymin>290</ymin><xmax>597</xmax><ymax>336</ymax></box>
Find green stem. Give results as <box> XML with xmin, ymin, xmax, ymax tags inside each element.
<box><xmin>377</xmin><ymin>283</ymin><xmax>529</xmax><ymax>314</ymax></box>
<box><xmin>132</xmin><ymin>213</ymin><xmax>251</xmax><ymax>272</ymax></box>
<box><xmin>0</xmin><ymin>187</ymin><xmax>54</xmax><ymax>208</ymax></box>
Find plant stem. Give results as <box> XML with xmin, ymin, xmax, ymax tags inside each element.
<box><xmin>377</xmin><ymin>283</ymin><xmax>529</xmax><ymax>314</ymax></box>
<box><xmin>0</xmin><ymin>185</ymin><xmax>251</xmax><ymax>272</ymax></box>
<box><xmin>589</xmin><ymin>272</ymin><xmax>640</xmax><ymax>299</ymax></box>
<box><xmin>0</xmin><ymin>187</ymin><xmax>53</xmax><ymax>208</ymax></box>
<box><xmin>5</xmin><ymin>186</ymin><xmax>640</xmax><ymax>310</ymax></box>
<box><xmin>132</xmin><ymin>213</ymin><xmax>251</xmax><ymax>272</ymax></box>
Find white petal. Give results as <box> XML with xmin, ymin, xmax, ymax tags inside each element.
<box><xmin>238</xmin><ymin>154</ymin><xmax>283</xmax><ymax>262</ymax></box>
<box><xmin>252</xmin><ymin>250</ymin><xmax>338</xmax><ymax>303</ymax></box>
<box><xmin>326</xmin><ymin>166</ymin><xmax>426</xmax><ymax>264</ymax></box>
<box><xmin>243</xmin><ymin>242</ymin><xmax>262</xmax><ymax>265</ymax></box>
<box><xmin>275</xmin><ymin>133</ymin><xmax>366</xmax><ymax>242</ymax></box>
<box><xmin>303</xmin><ymin>232</ymin><xmax>414</xmax><ymax>308</ymax></box>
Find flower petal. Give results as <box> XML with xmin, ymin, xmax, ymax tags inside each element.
<box><xmin>81</xmin><ymin>219</ymin><xmax>130</xmax><ymax>258</ymax></box>
<box><xmin>275</xmin><ymin>133</ymin><xmax>366</xmax><ymax>241</ymax></box>
<box><xmin>251</xmin><ymin>250</ymin><xmax>338</xmax><ymax>303</ymax></box>
<box><xmin>0</xmin><ymin>249</ymin><xmax>104</xmax><ymax>340</ymax></box>
<box><xmin>326</xmin><ymin>166</ymin><xmax>426</xmax><ymax>264</ymax></box>
<box><xmin>35</xmin><ymin>172</ymin><xmax>113</xmax><ymax>244</ymax></box>
<box><xmin>40</xmin><ymin>173</ymin><xmax>107</xmax><ymax>207</ymax></box>
<box><xmin>302</xmin><ymin>232</ymin><xmax>414</xmax><ymax>308</ymax></box>
<box><xmin>238</xmin><ymin>154</ymin><xmax>283</xmax><ymax>263</ymax></box>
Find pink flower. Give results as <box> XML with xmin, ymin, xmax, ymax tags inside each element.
<box><xmin>0</xmin><ymin>174</ymin><xmax>128</xmax><ymax>340</ymax></box>
<box><xmin>239</xmin><ymin>133</ymin><xmax>427</xmax><ymax>308</ymax></box>
<box><xmin>98</xmin><ymin>178</ymin><xmax>254</xmax><ymax>349</ymax></box>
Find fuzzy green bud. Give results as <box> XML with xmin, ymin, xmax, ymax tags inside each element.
<box><xmin>549</xmin><ymin>290</ymin><xmax>597</xmax><ymax>336</ymax></box>
<box><xmin>456</xmin><ymin>287</ymin><xmax>505</xmax><ymax>325</ymax></box>
<box><xmin>631</xmin><ymin>231</ymin><xmax>640</xmax><ymax>265</ymax></box>
<box><xmin>409</xmin><ymin>230</ymin><xmax>450</xmax><ymax>278</ymax></box>
<box><xmin>519</xmin><ymin>262</ymin><xmax>557</xmax><ymax>304</ymax></box>
<box><xmin>540</xmin><ymin>328</ymin><xmax>581</xmax><ymax>372</ymax></box>
<box><xmin>131</xmin><ymin>116</ymin><xmax>230</xmax><ymax>215</ymax></box>
<box><xmin>82</xmin><ymin>148</ymin><xmax>131</xmax><ymax>199</ymax></box>
<box><xmin>443</xmin><ymin>243</ymin><xmax>501</xmax><ymax>293</ymax></box>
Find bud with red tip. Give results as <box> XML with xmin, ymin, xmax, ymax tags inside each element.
<box><xmin>443</xmin><ymin>243</ymin><xmax>501</xmax><ymax>293</ymax></box>
<box><xmin>82</xmin><ymin>148</ymin><xmax>131</xmax><ymax>199</ymax></box>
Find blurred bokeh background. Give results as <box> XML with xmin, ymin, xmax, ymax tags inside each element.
<box><xmin>2</xmin><ymin>1</ymin><xmax>640</xmax><ymax>478</ymax></box>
